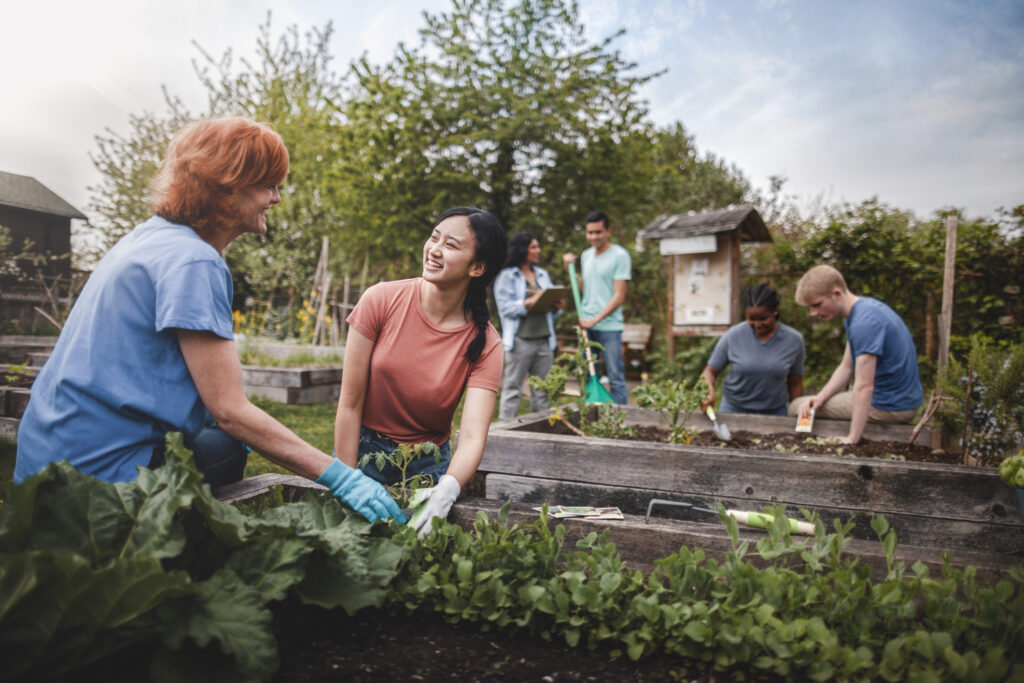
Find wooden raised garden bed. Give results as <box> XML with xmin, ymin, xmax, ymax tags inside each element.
<box><xmin>476</xmin><ymin>406</ymin><xmax>1023</xmax><ymax>578</ymax></box>
<box><xmin>241</xmin><ymin>365</ymin><xmax>342</xmax><ymax>404</ymax></box>
<box><xmin>0</xmin><ymin>335</ymin><xmax>56</xmax><ymax>365</ymax></box>
<box><xmin>213</xmin><ymin>467</ymin><xmax>1019</xmax><ymax>583</ymax></box>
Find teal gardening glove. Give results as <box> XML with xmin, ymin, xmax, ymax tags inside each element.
<box><xmin>409</xmin><ymin>474</ymin><xmax>460</xmax><ymax>538</ymax></box>
<box><xmin>315</xmin><ymin>459</ymin><xmax>408</xmax><ymax>524</ymax></box>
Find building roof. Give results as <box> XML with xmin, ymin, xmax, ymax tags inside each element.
<box><xmin>637</xmin><ymin>205</ymin><xmax>771</xmax><ymax>243</ymax></box>
<box><xmin>0</xmin><ymin>170</ymin><xmax>87</xmax><ymax>220</ymax></box>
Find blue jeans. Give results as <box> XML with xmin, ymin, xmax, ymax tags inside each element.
<box><xmin>587</xmin><ymin>329</ymin><xmax>627</xmax><ymax>405</ymax></box>
<box><xmin>718</xmin><ymin>397</ymin><xmax>787</xmax><ymax>416</ymax></box>
<box><xmin>150</xmin><ymin>422</ymin><xmax>248</xmax><ymax>487</ymax></box>
<box><xmin>356</xmin><ymin>426</ymin><xmax>451</xmax><ymax>486</ymax></box>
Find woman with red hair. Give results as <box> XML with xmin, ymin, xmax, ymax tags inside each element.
<box><xmin>16</xmin><ymin>117</ymin><xmax>405</xmax><ymax>524</ymax></box>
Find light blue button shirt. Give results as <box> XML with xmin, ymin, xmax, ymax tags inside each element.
<box><xmin>16</xmin><ymin>216</ymin><xmax>234</xmax><ymax>483</ymax></box>
<box><xmin>493</xmin><ymin>265</ymin><xmax>560</xmax><ymax>351</ymax></box>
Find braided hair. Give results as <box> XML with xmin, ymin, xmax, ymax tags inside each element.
<box><xmin>433</xmin><ymin>207</ymin><xmax>507</xmax><ymax>363</ymax></box>
<box><xmin>742</xmin><ymin>283</ymin><xmax>780</xmax><ymax>312</ymax></box>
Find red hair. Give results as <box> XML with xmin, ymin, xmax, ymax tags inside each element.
<box><xmin>150</xmin><ymin>117</ymin><xmax>289</xmax><ymax>236</ymax></box>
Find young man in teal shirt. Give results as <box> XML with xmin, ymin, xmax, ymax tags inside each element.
<box><xmin>562</xmin><ymin>211</ymin><xmax>632</xmax><ymax>404</ymax></box>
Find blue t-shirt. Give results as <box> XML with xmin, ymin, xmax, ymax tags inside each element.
<box><xmin>580</xmin><ymin>243</ymin><xmax>631</xmax><ymax>332</ymax></box>
<box><xmin>15</xmin><ymin>216</ymin><xmax>235</xmax><ymax>483</ymax></box>
<box><xmin>708</xmin><ymin>321</ymin><xmax>805</xmax><ymax>411</ymax></box>
<box><xmin>844</xmin><ymin>297</ymin><xmax>923</xmax><ymax>412</ymax></box>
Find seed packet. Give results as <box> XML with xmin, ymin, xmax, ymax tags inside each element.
<box><xmin>795</xmin><ymin>408</ymin><xmax>815</xmax><ymax>433</ymax></box>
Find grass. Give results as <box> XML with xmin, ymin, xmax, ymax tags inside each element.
<box><xmin>245</xmin><ymin>397</ymin><xmax>336</xmax><ymax>477</ymax></box>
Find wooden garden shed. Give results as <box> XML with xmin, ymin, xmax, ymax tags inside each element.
<box><xmin>636</xmin><ymin>205</ymin><xmax>771</xmax><ymax>356</ymax></box>
<box><xmin>0</xmin><ymin>171</ymin><xmax>86</xmax><ymax>325</ymax></box>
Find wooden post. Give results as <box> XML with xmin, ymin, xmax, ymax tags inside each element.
<box><xmin>933</xmin><ymin>215</ymin><xmax>958</xmax><ymax>451</ymax></box>
<box><xmin>665</xmin><ymin>255</ymin><xmax>675</xmax><ymax>360</ymax></box>
<box><xmin>937</xmin><ymin>215</ymin><xmax>958</xmax><ymax>371</ymax></box>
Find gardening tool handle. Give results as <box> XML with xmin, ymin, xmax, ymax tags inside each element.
<box><xmin>568</xmin><ymin>261</ymin><xmax>600</xmax><ymax>376</ymax></box>
<box><xmin>727</xmin><ymin>509</ymin><xmax>814</xmax><ymax>536</ymax></box>
<box><xmin>568</xmin><ymin>261</ymin><xmax>584</xmax><ymax>312</ymax></box>
<box><xmin>580</xmin><ymin>327</ymin><xmax>599</xmax><ymax>376</ymax></box>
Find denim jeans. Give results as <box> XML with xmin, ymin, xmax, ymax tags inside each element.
<box><xmin>718</xmin><ymin>397</ymin><xmax>787</xmax><ymax>416</ymax></box>
<box><xmin>356</xmin><ymin>426</ymin><xmax>451</xmax><ymax>487</ymax></box>
<box><xmin>587</xmin><ymin>329</ymin><xmax>627</xmax><ymax>405</ymax></box>
<box><xmin>150</xmin><ymin>422</ymin><xmax>248</xmax><ymax>488</ymax></box>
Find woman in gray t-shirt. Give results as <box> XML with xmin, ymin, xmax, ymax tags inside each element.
<box><xmin>700</xmin><ymin>284</ymin><xmax>805</xmax><ymax>415</ymax></box>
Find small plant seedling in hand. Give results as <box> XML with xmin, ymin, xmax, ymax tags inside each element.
<box><xmin>359</xmin><ymin>441</ymin><xmax>442</xmax><ymax>508</ymax></box>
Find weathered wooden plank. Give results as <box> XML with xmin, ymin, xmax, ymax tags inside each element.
<box><xmin>0</xmin><ymin>346</ymin><xmax>52</xmax><ymax>364</ymax></box>
<box><xmin>495</xmin><ymin>406</ymin><xmax>933</xmax><ymax>445</ymax></box>
<box><xmin>240</xmin><ymin>365</ymin><xmax>342</xmax><ymax>390</ymax></box>
<box><xmin>0</xmin><ymin>417</ymin><xmax>18</xmax><ymax>442</ymax></box>
<box><xmin>480</xmin><ymin>430</ymin><xmax>1016</xmax><ymax>525</ymax></box>
<box><xmin>241</xmin><ymin>366</ymin><xmax>312</xmax><ymax>388</ymax></box>
<box><xmin>213</xmin><ymin>472</ymin><xmax>325</xmax><ymax>504</ymax></box>
<box><xmin>3</xmin><ymin>388</ymin><xmax>31</xmax><ymax>419</ymax></box>
<box><xmin>484</xmin><ymin>473</ymin><xmax>1024</xmax><ymax>555</ymax></box>
<box><xmin>243</xmin><ymin>382</ymin><xmax>341</xmax><ymax>404</ymax></box>
<box><xmin>27</xmin><ymin>352</ymin><xmax>50</xmax><ymax>366</ymax></box>
<box><xmin>0</xmin><ymin>336</ymin><xmax>58</xmax><ymax>345</ymax></box>
<box><xmin>307</xmin><ymin>367</ymin><xmax>343</xmax><ymax>386</ymax></box>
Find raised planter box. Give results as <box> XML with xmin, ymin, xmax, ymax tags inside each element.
<box><xmin>0</xmin><ymin>336</ymin><xmax>55</xmax><ymax>364</ymax></box>
<box><xmin>213</xmin><ymin>473</ymin><xmax>1017</xmax><ymax>582</ymax></box>
<box><xmin>241</xmin><ymin>365</ymin><xmax>342</xmax><ymax>404</ymax></box>
<box><xmin>478</xmin><ymin>407</ymin><xmax>1023</xmax><ymax>573</ymax></box>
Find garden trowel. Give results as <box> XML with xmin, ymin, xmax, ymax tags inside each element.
<box><xmin>705</xmin><ymin>405</ymin><xmax>732</xmax><ymax>441</ymax></box>
<box><xmin>567</xmin><ymin>261</ymin><xmax>615</xmax><ymax>405</ymax></box>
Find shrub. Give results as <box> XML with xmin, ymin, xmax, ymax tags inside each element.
<box><xmin>937</xmin><ymin>335</ymin><xmax>1024</xmax><ymax>465</ymax></box>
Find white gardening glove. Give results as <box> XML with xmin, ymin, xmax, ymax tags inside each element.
<box><xmin>409</xmin><ymin>474</ymin><xmax>460</xmax><ymax>538</ymax></box>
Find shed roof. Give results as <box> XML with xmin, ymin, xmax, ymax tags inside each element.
<box><xmin>638</xmin><ymin>205</ymin><xmax>771</xmax><ymax>243</ymax></box>
<box><xmin>0</xmin><ymin>170</ymin><xmax>87</xmax><ymax>220</ymax></box>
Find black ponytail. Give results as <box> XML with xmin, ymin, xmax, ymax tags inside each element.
<box><xmin>433</xmin><ymin>206</ymin><xmax>508</xmax><ymax>363</ymax></box>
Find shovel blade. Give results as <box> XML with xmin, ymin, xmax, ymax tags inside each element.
<box><xmin>584</xmin><ymin>376</ymin><xmax>615</xmax><ymax>404</ymax></box>
<box><xmin>713</xmin><ymin>422</ymin><xmax>732</xmax><ymax>441</ymax></box>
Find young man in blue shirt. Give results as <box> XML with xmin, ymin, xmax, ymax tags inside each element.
<box><xmin>562</xmin><ymin>211</ymin><xmax>632</xmax><ymax>404</ymax></box>
<box><xmin>788</xmin><ymin>265</ymin><xmax>923</xmax><ymax>444</ymax></box>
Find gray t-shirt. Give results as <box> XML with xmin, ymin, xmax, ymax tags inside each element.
<box><xmin>707</xmin><ymin>321</ymin><xmax>805</xmax><ymax>411</ymax></box>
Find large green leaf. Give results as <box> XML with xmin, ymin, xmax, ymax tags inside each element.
<box><xmin>0</xmin><ymin>550</ymin><xmax>194</xmax><ymax>680</ymax></box>
<box><xmin>156</xmin><ymin>569</ymin><xmax>278</xmax><ymax>682</ymax></box>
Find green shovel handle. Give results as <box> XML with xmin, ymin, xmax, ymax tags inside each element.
<box><xmin>568</xmin><ymin>261</ymin><xmax>583</xmax><ymax>313</ymax></box>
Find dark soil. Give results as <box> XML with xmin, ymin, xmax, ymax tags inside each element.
<box><xmin>270</xmin><ymin>598</ymin><xmax>741</xmax><ymax>682</ymax></box>
<box><xmin>626</xmin><ymin>426</ymin><xmax>963</xmax><ymax>466</ymax></box>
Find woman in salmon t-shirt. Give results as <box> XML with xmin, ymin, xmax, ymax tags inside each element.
<box><xmin>333</xmin><ymin>206</ymin><xmax>506</xmax><ymax>536</ymax></box>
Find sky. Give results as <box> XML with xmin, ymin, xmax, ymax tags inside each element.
<box><xmin>2</xmin><ymin>0</ymin><xmax>1022</xmax><ymax>235</ymax></box>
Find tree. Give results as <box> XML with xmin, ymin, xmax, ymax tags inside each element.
<box><xmin>88</xmin><ymin>92</ymin><xmax>193</xmax><ymax>254</ymax></box>
<box><xmin>339</xmin><ymin>0</ymin><xmax>659</xmax><ymax>276</ymax></box>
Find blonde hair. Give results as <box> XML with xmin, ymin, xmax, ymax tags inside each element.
<box><xmin>795</xmin><ymin>265</ymin><xmax>848</xmax><ymax>305</ymax></box>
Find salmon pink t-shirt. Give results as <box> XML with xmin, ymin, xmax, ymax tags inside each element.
<box><xmin>347</xmin><ymin>278</ymin><xmax>503</xmax><ymax>445</ymax></box>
